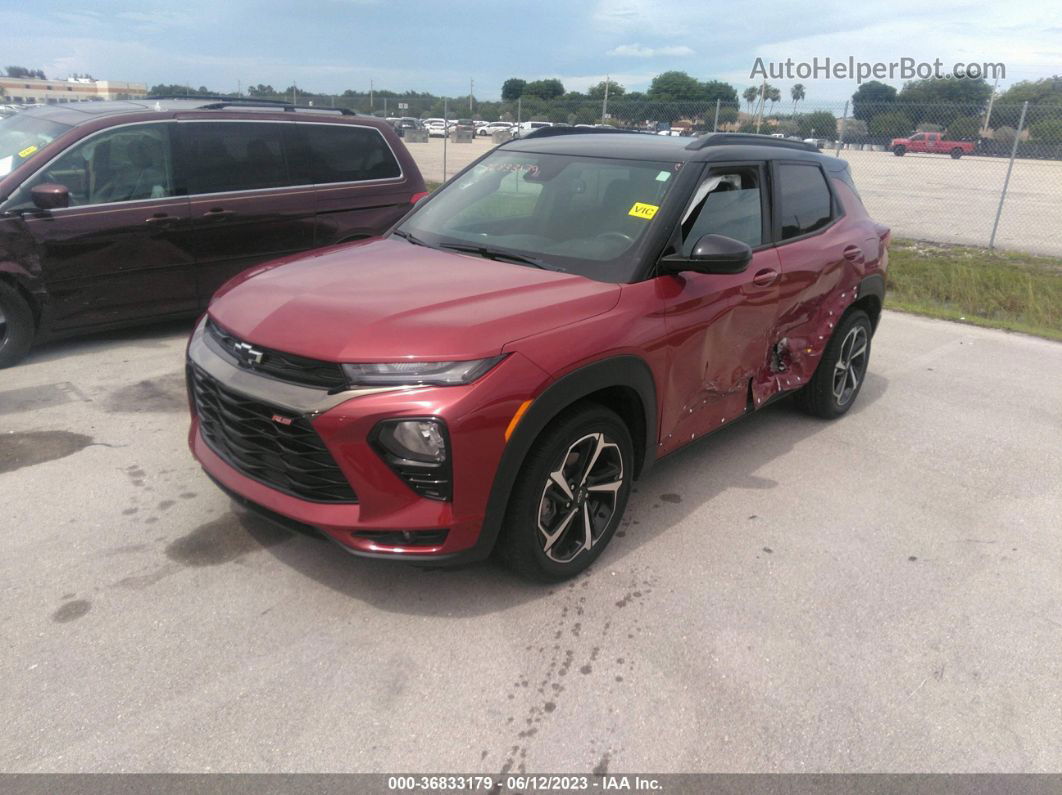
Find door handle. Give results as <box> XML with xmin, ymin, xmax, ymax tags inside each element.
<box><xmin>843</xmin><ymin>245</ymin><xmax>864</xmax><ymax>262</ymax></box>
<box><xmin>202</xmin><ymin>208</ymin><xmax>234</xmax><ymax>219</ymax></box>
<box><xmin>752</xmin><ymin>268</ymin><xmax>779</xmax><ymax>287</ymax></box>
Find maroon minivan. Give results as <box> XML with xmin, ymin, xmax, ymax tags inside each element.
<box><xmin>0</xmin><ymin>98</ymin><xmax>426</xmax><ymax>367</ymax></box>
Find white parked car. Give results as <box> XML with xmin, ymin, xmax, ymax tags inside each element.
<box><xmin>478</xmin><ymin>121</ymin><xmax>516</xmax><ymax>137</ymax></box>
<box><xmin>425</xmin><ymin>120</ymin><xmax>448</xmax><ymax>138</ymax></box>
<box><xmin>514</xmin><ymin>121</ymin><xmax>553</xmax><ymax>138</ymax></box>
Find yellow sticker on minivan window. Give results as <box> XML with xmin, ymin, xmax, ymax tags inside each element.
<box><xmin>629</xmin><ymin>202</ymin><xmax>659</xmax><ymax>220</ymax></box>
<box><xmin>18</xmin><ymin>145</ymin><xmax>38</xmax><ymax>158</ymax></box>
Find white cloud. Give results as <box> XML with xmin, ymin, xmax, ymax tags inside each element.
<box><xmin>608</xmin><ymin>43</ymin><xmax>695</xmax><ymax>58</ymax></box>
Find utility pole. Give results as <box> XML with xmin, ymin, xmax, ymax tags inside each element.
<box><xmin>370</xmin><ymin>79</ymin><xmax>374</xmax><ymax>112</ymax></box>
<box><xmin>602</xmin><ymin>74</ymin><xmax>609</xmax><ymax>121</ymax></box>
<box><xmin>755</xmin><ymin>79</ymin><xmax>766</xmax><ymax>133</ymax></box>
<box><xmin>292</xmin><ymin>82</ymin><xmax>297</xmax><ymax>105</ymax></box>
<box><xmin>470</xmin><ymin>78</ymin><xmax>474</xmax><ymax>113</ymax></box>
<box><xmin>982</xmin><ymin>76</ymin><xmax>1000</xmax><ymax>137</ymax></box>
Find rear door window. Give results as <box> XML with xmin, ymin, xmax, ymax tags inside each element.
<box><xmin>293</xmin><ymin>123</ymin><xmax>401</xmax><ymax>184</ymax></box>
<box><xmin>182</xmin><ymin>121</ymin><xmax>292</xmax><ymax>195</ymax></box>
<box><xmin>776</xmin><ymin>163</ymin><xmax>833</xmax><ymax>240</ymax></box>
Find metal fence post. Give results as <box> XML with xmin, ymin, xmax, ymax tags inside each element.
<box><xmin>713</xmin><ymin>99</ymin><xmax>720</xmax><ymax>132</ymax></box>
<box><xmin>834</xmin><ymin>100</ymin><xmax>849</xmax><ymax>157</ymax></box>
<box><xmin>443</xmin><ymin>98</ymin><xmax>448</xmax><ymax>183</ymax></box>
<box><xmin>989</xmin><ymin>100</ymin><xmax>1028</xmax><ymax>250</ymax></box>
<box><xmin>517</xmin><ymin>97</ymin><xmax>521</xmax><ymax>128</ymax></box>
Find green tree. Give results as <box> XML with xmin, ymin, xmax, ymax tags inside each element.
<box><xmin>501</xmin><ymin>78</ymin><xmax>526</xmax><ymax>101</ymax></box>
<box><xmin>6</xmin><ymin>66</ymin><xmax>46</xmax><ymax>79</ymax></box>
<box><xmin>869</xmin><ymin>111</ymin><xmax>913</xmax><ymax>139</ymax></box>
<box><xmin>997</xmin><ymin>75</ymin><xmax>1062</xmax><ymax>106</ymax></box>
<box><xmin>851</xmin><ymin>80</ymin><xmax>897</xmax><ymax>121</ymax></box>
<box><xmin>524</xmin><ymin>79</ymin><xmax>565</xmax><ymax>99</ymax></box>
<box><xmin>742</xmin><ymin>86</ymin><xmax>759</xmax><ymax>114</ymax></box>
<box><xmin>796</xmin><ymin>110</ymin><xmax>838</xmax><ymax>139</ymax></box>
<box><xmin>946</xmin><ymin>116</ymin><xmax>982</xmax><ymax>139</ymax></box>
<box><xmin>1030</xmin><ymin>119</ymin><xmax>1062</xmax><ymax>142</ymax></box>
<box><xmin>248</xmin><ymin>84</ymin><xmax>278</xmax><ymax>97</ymax></box>
<box><xmin>149</xmin><ymin>83</ymin><xmax>217</xmax><ymax>97</ymax></box>
<box><xmin>588</xmin><ymin>80</ymin><xmax>625</xmax><ymax>100</ymax></box>
<box><xmin>701</xmin><ymin>80</ymin><xmax>738</xmax><ymax>104</ymax></box>
<box><xmin>898</xmin><ymin>77</ymin><xmax>992</xmax><ymax>126</ymax></box>
<box><xmin>790</xmin><ymin>83</ymin><xmax>805</xmax><ymax>112</ymax></box>
<box><xmin>766</xmin><ymin>85</ymin><xmax>782</xmax><ymax>113</ymax></box>
<box><xmin>647</xmin><ymin>71</ymin><xmax>703</xmax><ymax>102</ymax></box>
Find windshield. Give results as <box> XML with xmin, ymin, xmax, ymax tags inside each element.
<box><xmin>397</xmin><ymin>150</ymin><xmax>681</xmax><ymax>282</ymax></box>
<box><xmin>0</xmin><ymin>114</ymin><xmax>73</xmax><ymax>178</ymax></box>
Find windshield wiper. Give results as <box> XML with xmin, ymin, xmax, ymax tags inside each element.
<box><xmin>391</xmin><ymin>229</ymin><xmax>431</xmax><ymax>248</ymax></box>
<box><xmin>438</xmin><ymin>242</ymin><xmax>560</xmax><ymax>271</ymax></box>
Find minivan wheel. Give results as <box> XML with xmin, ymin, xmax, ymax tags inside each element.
<box><xmin>498</xmin><ymin>404</ymin><xmax>633</xmax><ymax>582</ymax></box>
<box><xmin>0</xmin><ymin>281</ymin><xmax>35</xmax><ymax>369</ymax></box>
<box><xmin>893</xmin><ymin>145</ymin><xmax>906</xmax><ymax>156</ymax></box>
<box><xmin>795</xmin><ymin>309</ymin><xmax>872</xmax><ymax>419</ymax></box>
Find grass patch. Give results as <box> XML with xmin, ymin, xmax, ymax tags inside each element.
<box><xmin>425</xmin><ymin>180</ymin><xmax>443</xmax><ymax>192</ymax></box>
<box><xmin>886</xmin><ymin>239</ymin><xmax>1062</xmax><ymax>341</ymax></box>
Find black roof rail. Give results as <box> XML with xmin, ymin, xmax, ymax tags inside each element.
<box><xmin>685</xmin><ymin>132</ymin><xmax>818</xmax><ymax>152</ymax></box>
<box><xmin>520</xmin><ymin>126</ymin><xmax>651</xmax><ymax>140</ymax></box>
<box><xmin>146</xmin><ymin>95</ymin><xmax>286</xmax><ymax>104</ymax></box>
<box><xmin>146</xmin><ymin>96</ymin><xmax>358</xmax><ymax>116</ymax></box>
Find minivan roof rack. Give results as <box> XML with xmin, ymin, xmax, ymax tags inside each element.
<box><xmin>146</xmin><ymin>96</ymin><xmax>359</xmax><ymax>116</ymax></box>
<box><xmin>685</xmin><ymin>132</ymin><xmax>818</xmax><ymax>152</ymax></box>
<box><xmin>520</xmin><ymin>126</ymin><xmax>649</xmax><ymax>140</ymax></box>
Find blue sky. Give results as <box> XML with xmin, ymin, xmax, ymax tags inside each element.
<box><xmin>2</xmin><ymin>0</ymin><xmax>1058</xmax><ymax>103</ymax></box>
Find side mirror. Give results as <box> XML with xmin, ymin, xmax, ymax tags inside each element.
<box><xmin>659</xmin><ymin>234</ymin><xmax>753</xmax><ymax>275</ymax></box>
<box><xmin>31</xmin><ymin>183</ymin><xmax>70</xmax><ymax>210</ymax></box>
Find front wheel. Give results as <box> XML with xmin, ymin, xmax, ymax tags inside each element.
<box><xmin>497</xmin><ymin>404</ymin><xmax>633</xmax><ymax>582</ymax></box>
<box><xmin>0</xmin><ymin>281</ymin><xmax>35</xmax><ymax>369</ymax></box>
<box><xmin>893</xmin><ymin>145</ymin><xmax>906</xmax><ymax>156</ymax></box>
<box><xmin>950</xmin><ymin>148</ymin><xmax>963</xmax><ymax>159</ymax></box>
<box><xmin>795</xmin><ymin>309</ymin><xmax>872</xmax><ymax>419</ymax></box>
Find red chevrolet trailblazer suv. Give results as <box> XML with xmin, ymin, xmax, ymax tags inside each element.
<box><xmin>187</xmin><ymin>130</ymin><xmax>889</xmax><ymax>581</ymax></box>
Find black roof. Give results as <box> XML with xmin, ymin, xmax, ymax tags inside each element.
<box><xmin>505</xmin><ymin>131</ymin><xmax>846</xmax><ymax>170</ymax></box>
<box><xmin>15</xmin><ymin>98</ymin><xmax>362</xmax><ymax>126</ymax></box>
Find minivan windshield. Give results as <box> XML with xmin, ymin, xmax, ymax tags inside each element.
<box><xmin>396</xmin><ymin>150</ymin><xmax>681</xmax><ymax>283</ymax></box>
<box><xmin>0</xmin><ymin>114</ymin><xmax>73</xmax><ymax>178</ymax></box>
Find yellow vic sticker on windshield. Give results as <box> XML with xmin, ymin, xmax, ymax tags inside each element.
<box><xmin>18</xmin><ymin>145</ymin><xmax>39</xmax><ymax>158</ymax></box>
<box><xmin>628</xmin><ymin>202</ymin><xmax>659</xmax><ymax>220</ymax></box>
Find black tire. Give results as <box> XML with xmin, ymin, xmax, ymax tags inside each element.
<box><xmin>893</xmin><ymin>145</ymin><xmax>906</xmax><ymax>156</ymax></box>
<box><xmin>950</xmin><ymin>148</ymin><xmax>963</xmax><ymax>159</ymax></box>
<box><xmin>0</xmin><ymin>281</ymin><xmax>35</xmax><ymax>369</ymax></box>
<box><xmin>795</xmin><ymin>309</ymin><xmax>872</xmax><ymax>419</ymax></box>
<box><xmin>497</xmin><ymin>403</ymin><xmax>634</xmax><ymax>582</ymax></box>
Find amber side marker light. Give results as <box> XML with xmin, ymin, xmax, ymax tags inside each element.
<box><xmin>505</xmin><ymin>400</ymin><xmax>533</xmax><ymax>441</ymax></box>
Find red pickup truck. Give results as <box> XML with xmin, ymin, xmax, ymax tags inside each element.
<box><xmin>891</xmin><ymin>132</ymin><xmax>976</xmax><ymax>159</ymax></box>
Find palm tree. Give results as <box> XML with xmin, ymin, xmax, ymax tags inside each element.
<box><xmin>743</xmin><ymin>86</ymin><xmax>759</xmax><ymax>115</ymax></box>
<box><xmin>767</xmin><ymin>86</ymin><xmax>782</xmax><ymax>114</ymax></box>
<box><xmin>791</xmin><ymin>83</ymin><xmax>805</xmax><ymax>114</ymax></box>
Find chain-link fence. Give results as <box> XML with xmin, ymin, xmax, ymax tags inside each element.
<box><xmin>244</xmin><ymin>92</ymin><xmax>1062</xmax><ymax>255</ymax></box>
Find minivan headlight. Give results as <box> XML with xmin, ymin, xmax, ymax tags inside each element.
<box><xmin>342</xmin><ymin>356</ymin><xmax>504</xmax><ymax>387</ymax></box>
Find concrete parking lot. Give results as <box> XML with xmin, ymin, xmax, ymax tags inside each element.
<box><xmin>405</xmin><ymin>137</ymin><xmax>1062</xmax><ymax>255</ymax></box>
<box><xmin>2</xmin><ymin>311</ymin><xmax>1061</xmax><ymax>773</ymax></box>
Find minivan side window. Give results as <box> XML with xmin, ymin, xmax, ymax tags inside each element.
<box><xmin>777</xmin><ymin>163</ymin><xmax>833</xmax><ymax>240</ymax></box>
<box><xmin>182</xmin><ymin>122</ymin><xmax>292</xmax><ymax>195</ymax></box>
<box><xmin>13</xmin><ymin>122</ymin><xmax>175</xmax><ymax>208</ymax></box>
<box><xmin>681</xmin><ymin>167</ymin><xmax>763</xmax><ymax>251</ymax></box>
<box><xmin>294</xmin><ymin>124</ymin><xmax>401</xmax><ymax>184</ymax></box>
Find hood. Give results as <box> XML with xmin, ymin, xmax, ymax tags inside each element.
<box><xmin>208</xmin><ymin>238</ymin><xmax>621</xmax><ymax>362</ymax></box>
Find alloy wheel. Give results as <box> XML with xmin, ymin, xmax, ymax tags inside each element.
<box><xmin>832</xmin><ymin>325</ymin><xmax>869</xmax><ymax>407</ymax></box>
<box><xmin>536</xmin><ymin>432</ymin><xmax>625</xmax><ymax>564</ymax></box>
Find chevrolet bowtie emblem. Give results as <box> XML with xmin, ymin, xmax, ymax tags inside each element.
<box><xmin>233</xmin><ymin>341</ymin><xmax>264</xmax><ymax>367</ymax></box>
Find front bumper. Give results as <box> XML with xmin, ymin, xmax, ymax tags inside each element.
<box><xmin>186</xmin><ymin>317</ymin><xmax>550</xmax><ymax>563</ymax></box>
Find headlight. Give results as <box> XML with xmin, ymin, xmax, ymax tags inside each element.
<box><xmin>341</xmin><ymin>356</ymin><xmax>504</xmax><ymax>387</ymax></box>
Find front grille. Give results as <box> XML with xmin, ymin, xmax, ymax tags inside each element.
<box><xmin>189</xmin><ymin>364</ymin><xmax>357</xmax><ymax>503</ymax></box>
<box><xmin>206</xmin><ymin>318</ymin><xmax>348</xmax><ymax>391</ymax></box>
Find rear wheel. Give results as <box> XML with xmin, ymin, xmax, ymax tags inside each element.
<box><xmin>893</xmin><ymin>145</ymin><xmax>906</xmax><ymax>156</ymax></box>
<box><xmin>950</xmin><ymin>147</ymin><xmax>963</xmax><ymax>159</ymax></box>
<box><xmin>795</xmin><ymin>309</ymin><xmax>872</xmax><ymax>419</ymax></box>
<box><xmin>0</xmin><ymin>281</ymin><xmax>35</xmax><ymax>369</ymax></box>
<box><xmin>497</xmin><ymin>404</ymin><xmax>633</xmax><ymax>582</ymax></box>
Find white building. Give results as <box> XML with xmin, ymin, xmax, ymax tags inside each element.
<box><xmin>0</xmin><ymin>76</ymin><xmax>148</xmax><ymax>105</ymax></box>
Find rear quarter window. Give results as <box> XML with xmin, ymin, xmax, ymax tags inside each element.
<box><xmin>294</xmin><ymin>124</ymin><xmax>401</xmax><ymax>184</ymax></box>
<box><xmin>777</xmin><ymin>162</ymin><xmax>833</xmax><ymax>240</ymax></box>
